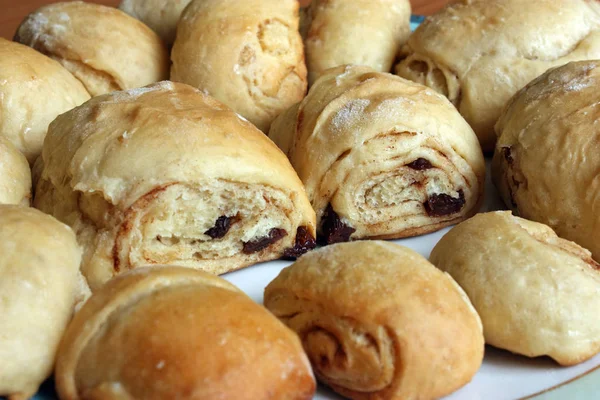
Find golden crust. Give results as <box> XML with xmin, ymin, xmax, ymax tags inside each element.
<box><xmin>304</xmin><ymin>0</ymin><xmax>411</xmax><ymax>85</ymax></box>
<box><xmin>430</xmin><ymin>211</ymin><xmax>600</xmax><ymax>366</ymax></box>
<box><xmin>171</xmin><ymin>0</ymin><xmax>307</xmax><ymax>132</ymax></box>
<box><xmin>15</xmin><ymin>1</ymin><xmax>169</xmax><ymax>97</ymax></box>
<box><xmin>34</xmin><ymin>81</ymin><xmax>316</xmax><ymax>290</ymax></box>
<box><xmin>0</xmin><ymin>205</ymin><xmax>82</xmax><ymax>399</ymax></box>
<box><xmin>56</xmin><ymin>266</ymin><xmax>316</xmax><ymax>400</ymax></box>
<box><xmin>0</xmin><ymin>38</ymin><xmax>90</xmax><ymax>164</ymax></box>
<box><xmin>0</xmin><ymin>136</ymin><xmax>32</xmax><ymax>206</ymax></box>
<box><xmin>493</xmin><ymin>60</ymin><xmax>600</xmax><ymax>261</ymax></box>
<box><xmin>269</xmin><ymin>65</ymin><xmax>485</xmax><ymax>242</ymax></box>
<box><xmin>265</xmin><ymin>241</ymin><xmax>484</xmax><ymax>399</ymax></box>
<box><xmin>395</xmin><ymin>0</ymin><xmax>600</xmax><ymax>151</ymax></box>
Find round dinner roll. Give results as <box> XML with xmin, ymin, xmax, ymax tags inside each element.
<box><xmin>56</xmin><ymin>266</ymin><xmax>316</xmax><ymax>400</ymax></box>
<box><xmin>34</xmin><ymin>81</ymin><xmax>316</xmax><ymax>291</ymax></box>
<box><xmin>269</xmin><ymin>65</ymin><xmax>485</xmax><ymax>244</ymax></box>
<box><xmin>430</xmin><ymin>212</ymin><xmax>600</xmax><ymax>366</ymax></box>
<box><xmin>0</xmin><ymin>38</ymin><xmax>90</xmax><ymax>164</ymax></box>
<box><xmin>118</xmin><ymin>0</ymin><xmax>191</xmax><ymax>47</ymax></box>
<box><xmin>0</xmin><ymin>205</ymin><xmax>82</xmax><ymax>400</ymax></box>
<box><xmin>304</xmin><ymin>0</ymin><xmax>411</xmax><ymax>85</ymax></box>
<box><xmin>493</xmin><ymin>61</ymin><xmax>600</xmax><ymax>261</ymax></box>
<box><xmin>265</xmin><ymin>241</ymin><xmax>484</xmax><ymax>400</ymax></box>
<box><xmin>0</xmin><ymin>136</ymin><xmax>32</xmax><ymax>206</ymax></box>
<box><xmin>395</xmin><ymin>0</ymin><xmax>600</xmax><ymax>151</ymax></box>
<box><xmin>15</xmin><ymin>1</ymin><xmax>169</xmax><ymax>97</ymax></box>
<box><xmin>171</xmin><ymin>0</ymin><xmax>307</xmax><ymax>132</ymax></box>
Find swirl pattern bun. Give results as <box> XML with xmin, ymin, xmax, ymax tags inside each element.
<box><xmin>303</xmin><ymin>0</ymin><xmax>411</xmax><ymax>85</ymax></box>
<box><xmin>0</xmin><ymin>136</ymin><xmax>32</xmax><ymax>206</ymax></box>
<box><xmin>431</xmin><ymin>211</ymin><xmax>600</xmax><ymax>366</ymax></box>
<box><xmin>0</xmin><ymin>38</ymin><xmax>90</xmax><ymax>164</ymax></box>
<box><xmin>269</xmin><ymin>65</ymin><xmax>485</xmax><ymax>244</ymax></box>
<box><xmin>56</xmin><ymin>266</ymin><xmax>316</xmax><ymax>400</ymax></box>
<box><xmin>34</xmin><ymin>81</ymin><xmax>316</xmax><ymax>291</ymax></box>
<box><xmin>0</xmin><ymin>205</ymin><xmax>82</xmax><ymax>400</ymax></box>
<box><xmin>15</xmin><ymin>1</ymin><xmax>169</xmax><ymax>97</ymax></box>
<box><xmin>494</xmin><ymin>60</ymin><xmax>600</xmax><ymax>261</ymax></box>
<box><xmin>171</xmin><ymin>0</ymin><xmax>307</xmax><ymax>132</ymax></box>
<box><xmin>265</xmin><ymin>241</ymin><xmax>484</xmax><ymax>400</ymax></box>
<box><xmin>395</xmin><ymin>0</ymin><xmax>600</xmax><ymax>151</ymax></box>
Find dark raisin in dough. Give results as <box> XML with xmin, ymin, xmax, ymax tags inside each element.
<box><xmin>425</xmin><ymin>190</ymin><xmax>465</xmax><ymax>217</ymax></box>
<box><xmin>242</xmin><ymin>228</ymin><xmax>288</xmax><ymax>254</ymax></box>
<box><xmin>283</xmin><ymin>226</ymin><xmax>317</xmax><ymax>259</ymax></box>
<box><xmin>502</xmin><ymin>147</ymin><xmax>514</xmax><ymax>165</ymax></box>
<box><xmin>320</xmin><ymin>204</ymin><xmax>356</xmax><ymax>245</ymax></box>
<box><xmin>205</xmin><ymin>216</ymin><xmax>233</xmax><ymax>239</ymax></box>
<box><xmin>406</xmin><ymin>158</ymin><xmax>433</xmax><ymax>170</ymax></box>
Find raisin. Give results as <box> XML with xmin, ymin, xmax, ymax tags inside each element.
<box><xmin>406</xmin><ymin>158</ymin><xmax>433</xmax><ymax>170</ymax></box>
<box><xmin>502</xmin><ymin>147</ymin><xmax>513</xmax><ymax>165</ymax></box>
<box><xmin>243</xmin><ymin>228</ymin><xmax>288</xmax><ymax>254</ymax></box>
<box><xmin>205</xmin><ymin>216</ymin><xmax>233</xmax><ymax>239</ymax></box>
<box><xmin>283</xmin><ymin>226</ymin><xmax>317</xmax><ymax>259</ymax></box>
<box><xmin>320</xmin><ymin>204</ymin><xmax>356</xmax><ymax>245</ymax></box>
<box><xmin>424</xmin><ymin>190</ymin><xmax>465</xmax><ymax>217</ymax></box>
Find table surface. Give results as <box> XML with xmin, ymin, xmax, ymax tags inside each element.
<box><xmin>0</xmin><ymin>0</ymin><xmax>451</xmax><ymax>40</ymax></box>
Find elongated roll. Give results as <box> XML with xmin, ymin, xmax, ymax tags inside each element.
<box><xmin>395</xmin><ymin>0</ymin><xmax>600</xmax><ymax>151</ymax></box>
<box><xmin>0</xmin><ymin>136</ymin><xmax>32</xmax><ymax>206</ymax></box>
<box><xmin>430</xmin><ymin>212</ymin><xmax>600</xmax><ymax>366</ymax></box>
<box><xmin>304</xmin><ymin>0</ymin><xmax>411</xmax><ymax>85</ymax></box>
<box><xmin>34</xmin><ymin>81</ymin><xmax>316</xmax><ymax>291</ymax></box>
<box><xmin>56</xmin><ymin>266</ymin><xmax>316</xmax><ymax>400</ymax></box>
<box><xmin>265</xmin><ymin>241</ymin><xmax>484</xmax><ymax>400</ymax></box>
<box><xmin>0</xmin><ymin>205</ymin><xmax>82</xmax><ymax>400</ymax></box>
<box><xmin>0</xmin><ymin>38</ymin><xmax>90</xmax><ymax>164</ymax></box>
<box><xmin>269</xmin><ymin>65</ymin><xmax>485</xmax><ymax>244</ymax></box>
<box><xmin>171</xmin><ymin>0</ymin><xmax>307</xmax><ymax>132</ymax></box>
<box><xmin>15</xmin><ymin>1</ymin><xmax>169</xmax><ymax>97</ymax></box>
<box><xmin>493</xmin><ymin>61</ymin><xmax>600</xmax><ymax>260</ymax></box>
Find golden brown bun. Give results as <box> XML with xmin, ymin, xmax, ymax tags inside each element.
<box><xmin>493</xmin><ymin>60</ymin><xmax>600</xmax><ymax>261</ymax></box>
<box><xmin>34</xmin><ymin>81</ymin><xmax>316</xmax><ymax>291</ymax></box>
<box><xmin>0</xmin><ymin>38</ymin><xmax>90</xmax><ymax>164</ymax></box>
<box><xmin>118</xmin><ymin>0</ymin><xmax>191</xmax><ymax>47</ymax></box>
<box><xmin>0</xmin><ymin>205</ymin><xmax>82</xmax><ymax>400</ymax></box>
<box><xmin>395</xmin><ymin>0</ymin><xmax>600</xmax><ymax>151</ymax></box>
<box><xmin>171</xmin><ymin>0</ymin><xmax>307</xmax><ymax>132</ymax></box>
<box><xmin>304</xmin><ymin>0</ymin><xmax>411</xmax><ymax>85</ymax></box>
<box><xmin>269</xmin><ymin>65</ymin><xmax>485</xmax><ymax>244</ymax></box>
<box><xmin>430</xmin><ymin>211</ymin><xmax>600</xmax><ymax>366</ymax></box>
<box><xmin>0</xmin><ymin>136</ymin><xmax>32</xmax><ymax>206</ymax></box>
<box><xmin>56</xmin><ymin>266</ymin><xmax>316</xmax><ymax>400</ymax></box>
<box><xmin>15</xmin><ymin>1</ymin><xmax>169</xmax><ymax>97</ymax></box>
<box><xmin>265</xmin><ymin>241</ymin><xmax>484</xmax><ymax>400</ymax></box>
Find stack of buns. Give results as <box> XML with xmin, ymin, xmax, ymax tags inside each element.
<box><xmin>2</xmin><ymin>0</ymin><xmax>600</xmax><ymax>399</ymax></box>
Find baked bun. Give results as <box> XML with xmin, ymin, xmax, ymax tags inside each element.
<box><xmin>493</xmin><ymin>60</ymin><xmax>600</xmax><ymax>260</ymax></box>
<box><xmin>56</xmin><ymin>266</ymin><xmax>316</xmax><ymax>400</ymax></box>
<box><xmin>171</xmin><ymin>0</ymin><xmax>307</xmax><ymax>132</ymax></box>
<box><xmin>118</xmin><ymin>0</ymin><xmax>191</xmax><ymax>47</ymax></box>
<box><xmin>0</xmin><ymin>38</ymin><xmax>90</xmax><ymax>164</ymax></box>
<box><xmin>265</xmin><ymin>241</ymin><xmax>484</xmax><ymax>400</ymax></box>
<box><xmin>0</xmin><ymin>136</ymin><xmax>32</xmax><ymax>206</ymax></box>
<box><xmin>430</xmin><ymin>211</ymin><xmax>600</xmax><ymax>366</ymax></box>
<box><xmin>304</xmin><ymin>0</ymin><xmax>411</xmax><ymax>85</ymax></box>
<box><xmin>15</xmin><ymin>1</ymin><xmax>169</xmax><ymax>97</ymax></box>
<box><xmin>34</xmin><ymin>81</ymin><xmax>316</xmax><ymax>291</ymax></box>
<box><xmin>269</xmin><ymin>65</ymin><xmax>485</xmax><ymax>244</ymax></box>
<box><xmin>0</xmin><ymin>205</ymin><xmax>82</xmax><ymax>400</ymax></box>
<box><xmin>395</xmin><ymin>0</ymin><xmax>600</xmax><ymax>151</ymax></box>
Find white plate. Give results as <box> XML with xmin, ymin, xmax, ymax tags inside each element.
<box><xmin>223</xmin><ymin>160</ymin><xmax>600</xmax><ymax>400</ymax></box>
